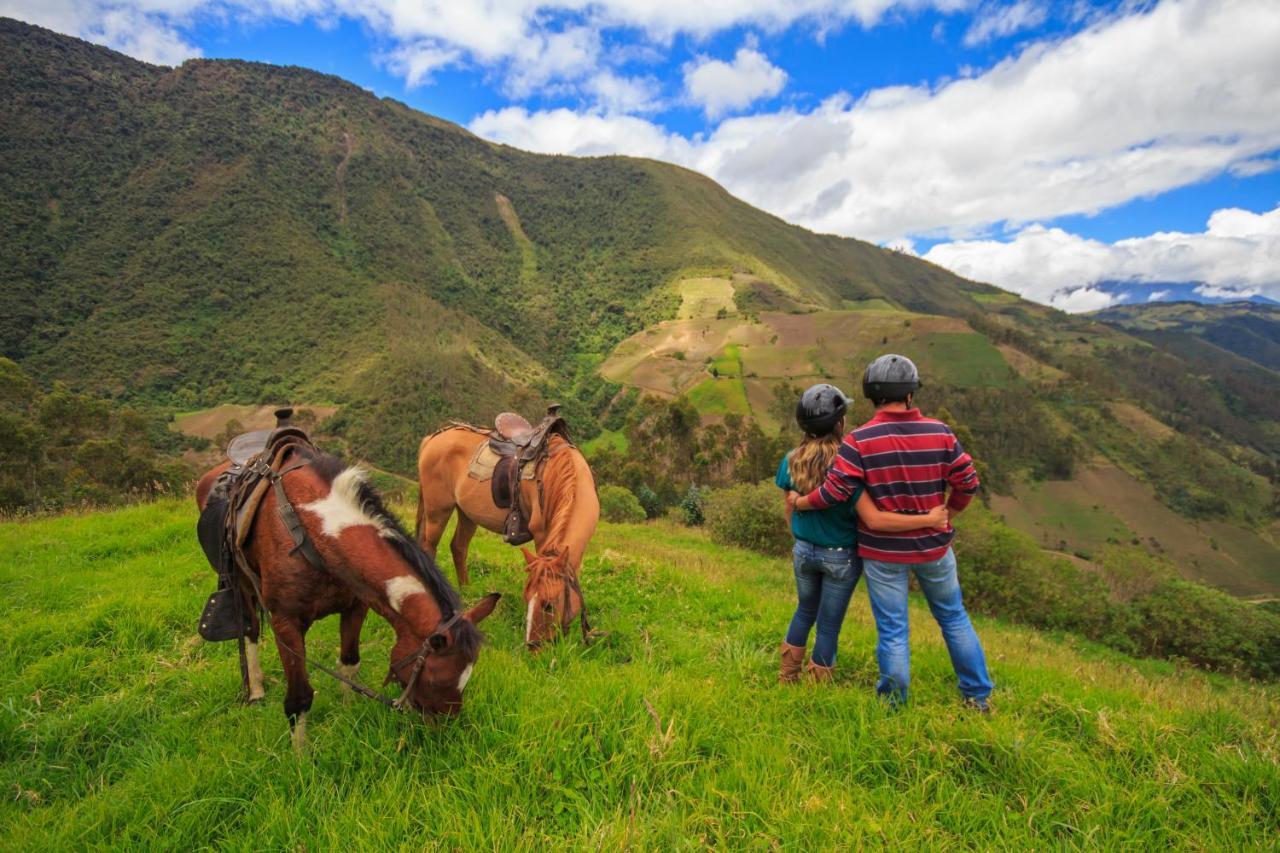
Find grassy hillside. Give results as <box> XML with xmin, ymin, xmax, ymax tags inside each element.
<box><xmin>2</xmin><ymin>501</ymin><xmax>1278</xmax><ymax>846</ymax></box>
<box><xmin>1094</xmin><ymin>301</ymin><xmax>1280</xmax><ymax>372</ymax></box>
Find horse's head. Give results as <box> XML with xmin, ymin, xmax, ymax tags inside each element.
<box><xmin>521</xmin><ymin>548</ymin><xmax>582</xmax><ymax>650</ymax></box>
<box><xmin>388</xmin><ymin>593</ymin><xmax>500</xmax><ymax>716</ymax></box>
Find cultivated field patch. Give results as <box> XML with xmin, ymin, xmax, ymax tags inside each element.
<box><xmin>990</xmin><ymin>465</ymin><xmax>1280</xmax><ymax>596</ymax></box>
<box><xmin>676</xmin><ymin>277</ymin><xmax>736</xmax><ymax>320</ymax></box>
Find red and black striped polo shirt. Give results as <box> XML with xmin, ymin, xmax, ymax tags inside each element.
<box><xmin>803</xmin><ymin>408</ymin><xmax>980</xmax><ymax>563</ymax></box>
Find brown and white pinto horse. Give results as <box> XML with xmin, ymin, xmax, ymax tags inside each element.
<box><xmin>196</xmin><ymin>448</ymin><xmax>499</xmax><ymax>750</ymax></box>
<box><xmin>415</xmin><ymin>429</ymin><xmax>599</xmax><ymax>649</ymax></box>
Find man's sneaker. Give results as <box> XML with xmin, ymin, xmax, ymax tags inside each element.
<box><xmin>962</xmin><ymin>696</ymin><xmax>992</xmax><ymax>715</ymax></box>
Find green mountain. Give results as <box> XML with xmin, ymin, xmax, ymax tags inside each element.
<box><xmin>1093</xmin><ymin>301</ymin><xmax>1280</xmax><ymax>372</ymax></box>
<box><xmin>1</xmin><ymin>19</ymin><xmax>1277</xmax><ymax>594</ymax></box>
<box><xmin>0</xmin><ymin>18</ymin><xmax>998</xmax><ymax>460</ymax></box>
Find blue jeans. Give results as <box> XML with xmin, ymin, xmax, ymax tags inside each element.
<box><xmin>863</xmin><ymin>548</ymin><xmax>993</xmax><ymax>702</ymax></box>
<box><xmin>785</xmin><ymin>540</ymin><xmax>861</xmax><ymax>667</ymax></box>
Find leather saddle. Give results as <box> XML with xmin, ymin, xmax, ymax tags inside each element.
<box><xmin>486</xmin><ymin>404</ymin><xmax>571</xmax><ymax>545</ymax></box>
<box><xmin>197</xmin><ymin>407</ymin><xmax>317</xmax><ymax>642</ymax></box>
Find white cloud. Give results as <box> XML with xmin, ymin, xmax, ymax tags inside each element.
<box><xmin>380</xmin><ymin>42</ymin><xmax>461</xmax><ymax>88</ymax></box>
<box><xmin>683</xmin><ymin>46</ymin><xmax>787</xmax><ymax>118</ymax></box>
<box><xmin>921</xmin><ymin>204</ymin><xmax>1280</xmax><ymax>310</ymax></box>
<box><xmin>963</xmin><ymin>1</ymin><xmax>1047</xmax><ymax>46</ymax></box>
<box><xmin>1148</xmin><ymin>289</ymin><xmax>1169</xmax><ymax>301</ymax></box>
<box><xmin>0</xmin><ymin>0</ymin><xmax>964</xmax><ymax>87</ymax></box>
<box><xmin>1195</xmin><ymin>284</ymin><xmax>1260</xmax><ymax>300</ymax></box>
<box><xmin>469</xmin><ymin>0</ymin><xmax>1280</xmax><ymax>246</ymax></box>
<box><xmin>586</xmin><ymin>71</ymin><xmax>664</xmax><ymax>114</ymax></box>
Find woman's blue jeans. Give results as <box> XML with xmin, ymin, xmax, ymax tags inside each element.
<box><xmin>862</xmin><ymin>547</ymin><xmax>993</xmax><ymax>703</ymax></box>
<box><xmin>785</xmin><ymin>540</ymin><xmax>861</xmax><ymax>667</ymax></box>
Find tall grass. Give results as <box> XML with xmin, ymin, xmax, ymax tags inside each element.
<box><xmin>1</xmin><ymin>501</ymin><xmax>1276</xmax><ymax>847</ymax></box>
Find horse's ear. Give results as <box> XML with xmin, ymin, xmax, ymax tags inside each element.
<box><xmin>520</xmin><ymin>547</ymin><xmax>535</xmax><ymax>565</ymax></box>
<box><xmin>463</xmin><ymin>592</ymin><xmax>501</xmax><ymax>624</ymax></box>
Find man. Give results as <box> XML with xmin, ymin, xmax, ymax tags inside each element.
<box><xmin>788</xmin><ymin>354</ymin><xmax>993</xmax><ymax>711</ymax></box>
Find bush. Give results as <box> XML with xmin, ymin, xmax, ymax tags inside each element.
<box><xmin>703</xmin><ymin>482</ymin><xmax>791</xmax><ymax>555</ymax></box>
<box><xmin>634</xmin><ymin>484</ymin><xmax>663</xmax><ymax>519</ymax></box>
<box><xmin>1129</xmin><ymin>580</ymin><xmax>1280</xmax><ymax>678</ymax></box>
<box><xmin>679</xmin><ymin>484</ymin><xmax>705</xmax><ymax>526</ymax></box>
<box><xmin>956</xmin><ymin>504</ymin><xmax>1280</xmax><ymax>678</ymax></box>
<box><xmin>599</xmin><ymin>485</ymin><xmax>646</xmax><ymax>523</ymax></box>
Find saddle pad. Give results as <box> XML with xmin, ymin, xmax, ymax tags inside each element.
<box><xmin>467</xmin><ymin>443</ymin><xmax>536</xmax><ymax>482</ymax></box>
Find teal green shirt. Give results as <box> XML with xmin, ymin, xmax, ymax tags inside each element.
<box><xmin>776</xmin><ymin>453</ymin><xmax>863</xmax><ymax>549</ymax></box>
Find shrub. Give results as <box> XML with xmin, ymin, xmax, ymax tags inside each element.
<box><xmin>703</xmin><ymin>482</ymin><xmax>791</xmax><ymax>555</ymax></box>
<box><xmin>634</xmin><ymin>484</ymin><xmax>663</xmax><ymax>519</ymax></box>
<box><xmin>679</xmin><ymin>484</ymin><xmax>705</xmax><ymax>526</ymax></box>
<box><xmin>1129</xmin><ymin>580</ymin><xmax>1280</xmax><ymax>678</ymax></box>
<box><xmin>599</xmin><ymin>485</ymin><xmax>646</xmax><ymax>523</ymax></box>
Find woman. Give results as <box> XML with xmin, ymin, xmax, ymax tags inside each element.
<box><xmin>776</xmin><ymin>384</ymin><xmax>947</xmax><ymax>683</ymax></box>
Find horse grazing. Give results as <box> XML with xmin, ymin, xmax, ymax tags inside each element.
<box><xmin>416</xmin><ymin>423</ymin><xmax>599</xmax><ymax>649</ymax></box>
<box><xmin>196</xmin><ymin>445</ymin><xmax>499</xmax><ymax>750</ymax></box>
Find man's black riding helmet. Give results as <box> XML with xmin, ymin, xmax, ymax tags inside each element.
<box><xmin>862</xmin><ymin>354</ymin><xmax>920</xmax><ymax>402</ymax></box>
<box><xmin>796</xmin><ymin>383</ymin><xmax>848</xmax><ymax>436</ymax></box>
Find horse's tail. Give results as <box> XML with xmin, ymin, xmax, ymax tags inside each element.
<box><xmin>415</xmin><ymin>436</ymin><xmax>431</xmax><ymax>540</ymax></box>
<box><xmin>414</xmin><ymin>429</ymin><xmax>446</xmax><ymax>540</ymax></box>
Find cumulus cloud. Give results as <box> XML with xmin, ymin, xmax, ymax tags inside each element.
<box><xmin>1</xmin><ymin>0</ymin><xmax>962</xmax><ymax>89</ymax></box>
<box><xmin>921</xmin><ymin>204</ymin><xmax>1280</xmax><ymax>310</ymax></box>
<box><xmin>963</xmin><ymin>1</ymin><xmax>1047</xmax><ymax>46</ymax></box>
<box><xmin>470</xmin><ymin>0</ymin><xmax>1280</xmax><ymax>245</ymax></box>
<box><xmin>683</xmin><ymin>46</ymin><xmax>787</xmax><ymax>117</ymax></box>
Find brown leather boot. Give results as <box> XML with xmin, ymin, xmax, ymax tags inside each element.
<box><xmin>779</xmin><ymin>642</ymin><xmax>806</xmax><ymax>684</ymax></box>
<box><xmin>807</xmin><ymin>661</ymin><xmax>835</xmax><ymax>683</ymax></box>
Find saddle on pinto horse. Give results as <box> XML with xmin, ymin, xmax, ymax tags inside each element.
<box><xmin>197</xmin><ymin>407</ymin><xmax>319</xmax><ymax>642</ymax></box>
<box><xmin>460</xmin><ymin>404</ymin><xmax>572</xmax><ymax>546</ymax></box>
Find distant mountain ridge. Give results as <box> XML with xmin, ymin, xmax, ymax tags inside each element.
<box><xmin>1093</xmin><ymin>300</ymin><xmax>1280</xmax><ymax>372</ymax></box>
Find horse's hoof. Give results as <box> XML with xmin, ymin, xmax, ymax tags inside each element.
<box><xmin>246</xmin><ymin>695</ymin><xmax>265</xmax><ymax>706</ymax></box>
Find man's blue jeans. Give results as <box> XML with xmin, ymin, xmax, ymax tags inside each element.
<box><xmin>862</xmin><ymin>548</ymin><xmax>993</xmax><ymax>702</ymax></box>
<box><xmin>785</xmin><ymin>540</ymin><xmax>861</xmax><ymax>667</ymax></box>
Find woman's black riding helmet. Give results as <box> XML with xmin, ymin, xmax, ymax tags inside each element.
<box><xmin>795</xmin><ymin>383</ymin><xmax>849</xmax><ymax>436</ymax></box>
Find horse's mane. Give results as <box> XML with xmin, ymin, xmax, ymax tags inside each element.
<box><xmin>540</xmin><ymin>436</ymin><xmax>588</xmax><ymax>555</ymax></box>
<box><xmin>303</xmin><ymin>449</ymin><xmax>466</xmax><ymax>624</ymax></box>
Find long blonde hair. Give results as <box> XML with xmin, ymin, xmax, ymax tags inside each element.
<box><xmin>788</xmin><ymin>429</ymin><xmax>843</xmax><ymax>494</ymax></box>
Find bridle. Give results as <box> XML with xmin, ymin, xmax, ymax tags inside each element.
<box><xmin>385</xmin><ymin>611</ymin><xmax>467</xmax><ymax>709</ymax></box>
<box><xmin>525</xmin><ymin>556</ymin><xmax>593</xmax><ymax>648</ymax></box>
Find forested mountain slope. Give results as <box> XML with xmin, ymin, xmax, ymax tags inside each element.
<box><xmin>2</xmin><ymin>19</ymin><xmax>1276</xmax><ymax>593</ymax></box>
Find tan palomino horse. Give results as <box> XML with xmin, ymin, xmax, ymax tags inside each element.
<box><xmin>416</xmin><ymin>428</ymin><xmax>599</xmax><ymax>648</ymax></box>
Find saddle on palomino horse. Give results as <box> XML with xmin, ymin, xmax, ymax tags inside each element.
<box><xmin>197</xmin><ymin>407</ymin><xmax>319</xmax><ymax>642</ymax></box>
<box><xmin>458</xmin><ymin>404</ymin><xmax>573</xmax><ymax>546</ymax></box>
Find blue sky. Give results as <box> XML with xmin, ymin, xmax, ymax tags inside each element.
<box><xmin>7</xmin><ymin>0</ymin><xmax>1280</xmax><ymax>309</ymax></box>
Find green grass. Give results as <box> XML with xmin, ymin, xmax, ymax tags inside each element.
<box><xmin>918</xmin><ymin>332</ymin><xmax>1017</xmax><ymax>388</ymax></box>
<box><xmin>684</xmin><ymin>377</ymin><xmax>750</xmax><ymax>416</ymax></box>
<box><xmin>709</xmin><ymin>344</ymin><xmax>741</xmax><ymax>377</ymax></box>
<box><xmin>972</xmin><ymin>292</ymin><xmax>1020</xmax><ymax>305</ymax></box>
<box><xmin>843</xmin><ymin>297</ymin><xmax>897</xmax><ymax>311</ymax></box>
<box><xmin>675</xmin><ymin>278</ymin><xmax>736</xmax><ymax>320</ymax></box>
<box><xmin>1</xmin><ymin>500</ymin><xmax>1277</xmax><ymax>847</ymax></box>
